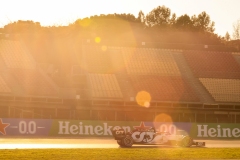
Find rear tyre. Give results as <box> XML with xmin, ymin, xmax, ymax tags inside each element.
<box><xmin>122</xmin><ymin>135</ymin><xmax>133</xmax><ymax>147</ymax></box>
<box><xmin>181</xmin><ymin>136</ymin><xmax>193</xmax><ymax>147</ymax></box>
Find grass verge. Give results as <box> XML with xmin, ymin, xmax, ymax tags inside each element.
<box><xmin>0</xmin><ymin>148</ymin><xmax>240</xmax><ymax>160</ymax></box>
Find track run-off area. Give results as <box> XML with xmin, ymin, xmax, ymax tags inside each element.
<box><xmin>0</xmin><ymin>137</ymin><xmax>240</xmax><ymax>149</ymax></box>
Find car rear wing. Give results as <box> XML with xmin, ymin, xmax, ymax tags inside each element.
<box><xmin>193</xmin><ymin>141</ymin><xmax>206</xmax><ymax>147</ymax></box>
<box><xmin>111</xmin><ymin>128</ymin><xmax>126</xmax><ymax>140</ymax></box>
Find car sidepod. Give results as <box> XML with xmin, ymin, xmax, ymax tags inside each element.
<box><xmin>111</xmin><ymin>129</ymin><xmax>126</xmax><ymax>140</ymax></box>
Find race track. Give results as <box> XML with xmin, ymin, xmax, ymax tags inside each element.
<box><xmin>0</xmin><ymin>137</ymin><xmax>240</xmax><ymax>149</ymax></box>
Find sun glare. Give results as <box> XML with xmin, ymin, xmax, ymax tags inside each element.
<box><xmin>78</xmin><ymin>18</ymin><xmax>92</xmax><ymax>27</ymax></box>
<box><xmin>154</xmin><ymin>113</ymin><xmax>173</xmax><ymax>123</ymax></box>
<box><xmin>136</xmin><ymin>91</ymin><xmax>151</xmax><ymax>108</ymax></box>
<box><xmin>95</xmin><ymin>37</ymin><xmax>101</xmax><ymax>43</ymax></box>
<box><xmin>101</xmin><ymin>45</ymin><xmax>107</xmax><ymax>51</ymax></box>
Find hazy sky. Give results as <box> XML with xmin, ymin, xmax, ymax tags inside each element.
<box><xmin>1</xmin><ymin>0</ymin><xmax>240</xmax><ymax>37</ymax></box>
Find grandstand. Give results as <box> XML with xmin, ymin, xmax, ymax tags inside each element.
<box><xmin>0</xmin><ymin>39</ymin><xmax>240</xmax><ymax>123</ymax></box>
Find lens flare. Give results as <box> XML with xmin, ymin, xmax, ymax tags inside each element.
<box><xmin>153</xmin><ymin>113</ymin><xmax>174</xmax><ymax>135</ymax></box>
<box><xmin>78</xmin><ymin>18</ymin><xmax>91</xmax><ymax>27</ymax></box>
<box><xmin>135</xmin><ymin>91</ymin><xmax>151</xmax><ymax>108</ymax></box>
<box><xmin>95</xmin><ymin>37</ymin><xmax>101</xmax><ymax>43</ymax></box>
<box><xmin>154</xmin><ymin>113</ymin><xmax>173</xmax><ymax>123</ymax></box>
<box><xmin>101</xmin><ymin>45</ymin><xmax>107</xmax><ymax>51</ymax></box>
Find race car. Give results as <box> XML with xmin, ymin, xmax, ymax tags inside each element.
<box><xmin>111</xmin><ymin>127</ymin><xmax>205</xmax><ymax>148</ymax></box>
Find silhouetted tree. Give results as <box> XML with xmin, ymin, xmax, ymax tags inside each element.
<box><xmin>145</xmin><ymin>5</ymin><xmax>171</xmax><ymax>27</ymax></box>
<box><xmin>3</xmin><ymin>20</ymin><xmax>41</xmax><ymax>33</ymax></box>
<box><xmin>175</xmin><ymin>14</ymin><xmax>193</xmax><ymax>30</ymax></box>
<box><xmin>114</xmin><ymin>13</ymin><xmax>136</xmax><ymax>21</ymax></box>
<box><xmin>137</xmin><ymin>10</ymin><xmax>145</xmax><ymax>23</ymax></box>
<box><xmin>192</xmin><ymin>12</ymin><xmax>215</xmax><ymax>32</ymax></box>
<box><xmin>169</xmin><ymin>13</ymin><xmax>176</xmax><ymax>26</ymax></box>
<box><xmin>232</xmin><ymin>19</ymin><xmax>240</xmax><ymax>40</ymax></box>
<box><xmin>225</xmin><ymin>32</ymin><xmax>231</xmax><ymax>41</ymax></box>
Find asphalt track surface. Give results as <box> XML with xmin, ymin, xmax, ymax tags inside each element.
<box><xmin>0</xmin><ymin>137</ymin><xmax>240</xmax><ymax>149</ymax></box>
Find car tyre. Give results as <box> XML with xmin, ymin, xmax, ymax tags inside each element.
<box><xmin>181</xmin><ymin>136</ymin><xmax>193</xmax><ymax>147</ymax></box>
<box><xmin>117</xmin><ymin>140</ymin><xmax>124</xmax><ymax>147</ymax></box>
<box><xmin>122</xmin><ymin>135</ymin><xmax>133</xmax><ymax>147</ymax></box>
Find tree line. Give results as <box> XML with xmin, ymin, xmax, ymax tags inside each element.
<box><xmin>2</xmin><ymin>6</ymin><xmax>214</xmax><ymax>33</ymax></box>
<box><xmin>0</xmin><ymin>6</ymin><xmax>239</xmax><ymax>55</ymax></box>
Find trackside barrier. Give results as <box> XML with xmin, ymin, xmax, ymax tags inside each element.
<box><xmin>0</xmin><ymin>118</ymin><xmax>239</xmax><ymax>139</ymax></box>
<box><xmin>190</xmin><ymin>123</ymin><xmax>240</xmax><ymax>139</ymax></box>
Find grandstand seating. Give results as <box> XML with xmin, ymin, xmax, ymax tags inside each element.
<box><xmin>0</xmin><ymin>40</ymin><xmax>58</xmax><ymax>97</ymax></box>
<box><xmin>216</xmin><ymin>114</ymin><xmax>232</xmax><ymax>123</ymax></box>
<box><xmin>21</xmin><ymin>110</ymin><xmax>34</xmax><ymax>119</ymax></box>
<box><xmin>83</xmin><ymin>46</ymin><xmax>113</xmax><ymax>73</ymax></box>
<box><xmin>88</xmin><ymin>73</ymin><xmax>123</xmax><ymax>98</ymax></box>
<box><xmin>232</xmin><ymin>52</ymin><xmax>240</xmax><ymax>56</ymax></box>
<box><xmin>0</xmin><ymin>75</ymin><xmax>11</xmax><ymax>93</ymax></box>
<box><xmin>0</xmin><ymin>106</ymin><xmax>8</xmax><ymax>118</ymax></box>
<box><xmin>154</xmin><ymin>112</ymin><xmax>179</xmax><ymax>122</ymax></box>
<box><xmin>71</xmin><ymin>65</ymin><xmax>85</xmax><ymax>75</ymax></box>
<box><xmin>0</xmin><ymin>40</ymin><xmax>36</xmax><ymax>69</ymax></box>
<box><xmin>199</xmin><ymin>78</ymin><xmax>240</xmax><ymax>102</ymax></box>
<box><xmin>202</xmin><ymin>114</ymin><xmax>232</xmax><ymax>123</ymax></box>
<box><xmin>124</xmin><ymin>111</ymin><xmax>154</xmax><ymax>121</ymax></box>
<box><xmin>114</xmin><ymin>111</ymin><xmax>126</xmax><ymax>121</ymax></box>
<box><xmin>179</xmin><ymin>113</ymin><xmax>196</xmax><ymax>122</ymax></box>
<box><xmin>57</xmin><ymin>108</ymin><xmax>71</xmax><ymax>119</ymax></box>
<box><xmin>107</xmin><ymin>47</ymin><xmax>125</xmax><ymax>72</ymax></box>
<box><xmin>195</xmin><ymin>114</ymin><xmax>206</xmax><ymax>123</ymax></box>
<box><xmin>122</xmin><ymin>48</ymin><xmax>181</xmax><ymax>75</ymax></box>
<box><xmin>10</xmin><ymin>68</ymin><xmax>57</xmax><ymax>96</ymax></box>
<box><xmin>1</xmin><ymin>39</ymin><xmax>240</xmax><ymax>123</ymax></box>
<box><xmin>205</xmin><ymin>114</ymin><xmax>218</xmax><ymax>123</ymax></box>
<box><xmin>91</xmin><ymin>110</ymin><xmax>116</xmax><ymax>121</ymax></box>
<box><xmin>75</xmin><ymin>110</ymin><xmax>91</xmax><ymax>120</ymax></box>
<box><xmin>183</xmin><ymin>51</ymin><xmax>240</xmax><ymax>78</ymax></box>
<box><xmin>237</xmin><ymin>115</ymin><xmax>240</xmax><ymax>123</ymax></box>
<box><xmin>129</xmin><ymin>75</ymin><xmax>199</xmax><ymax>102</ymax></box>
<box><xmin>39</xmin><ymin>108</ymin><xmax>56</xmax><ymax>119</ymax></box>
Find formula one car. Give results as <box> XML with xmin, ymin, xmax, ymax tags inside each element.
<box><xmin>111</xmin><ymin>127</ymin><xmax>205</xmax><ymax>148</ymax></box>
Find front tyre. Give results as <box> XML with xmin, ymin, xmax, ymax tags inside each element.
<box><xmin>181</xmin><ymin>136</ymin><xmax>193</xmax><ymax>147</ymax></box>
<box><xmin>122</xmin><ymin>135</ymin><xmax>133</xmax><ymax>147</ymax></box>
<box><xmin>117</xmin><ymin>140</ymin><xmax>124</xmax><ymax>147</ymax></box>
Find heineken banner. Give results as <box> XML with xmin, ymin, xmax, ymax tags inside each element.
<box><xmin>190</xmin><ymin>123</ymin><xmax>240</xmax><ymax>139</ymax></box>
<box><xmin>50</xmin><ymin>121</ymin><xmax>191</xmax><ymax>137</ymax></box>
<box><xmin>0</xmin><ymin>118</ymin><xmax>52</xmax><ymax>136</ymax></box>
<box><xmin>0</xmin><ymin>118</ymin><xmax>239</xmax><ymax>139</ymax></box>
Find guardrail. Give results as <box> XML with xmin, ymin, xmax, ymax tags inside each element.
<box><xmin>0</xmin><ymin>95</ymin><xmax>240</xmax><ymax>111</ymax></box>
<box><xmin>82</xmin><ymin>40</ymin><xmax>239</xmax><ymax>52</ymax></box>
